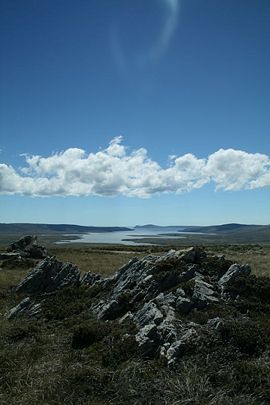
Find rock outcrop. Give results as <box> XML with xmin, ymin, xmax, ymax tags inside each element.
<box><xmin>9</xmin><ymin>246</ymin><xmax>255</xmax><ymax>364</ymax></box>
<box><xmin>0</xmin><ymin>235</ymin><xmax>48</xmax><ymax>268</ymax></box>
<box><xmin>15</xmin><ymin>256</ymin><xmax>80</xmax><ymax>294</ymax></box>
<box><xmin>85</xmin><ymin>247</ymin><xmax>250</xmax><ymax>363</ymax></box>
<box><xmin>7</xmin><ymin>235</ymin><xmax>48</xmax><ymax>259</ymax></box>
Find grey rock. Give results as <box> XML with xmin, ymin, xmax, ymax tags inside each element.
<box><xmin>135</xmin><ymin>324</ymin><xmax>159</xmax><ymax>357</ymax></box>
<box><xmin>218</xmin><ymin>263</ymin><xmax>251</xmax><ymax>287</ymax></box>
<box><xmin>157</xmin><ymin>313</ymin><xmax>178</xmax><ymax>344</ymax></box>
<box><xmin>27</xmin><ymin>245</ymin><xmax>48</xmax><ymax>259</ymax></box>
<box><xmin>175</xmin><ymin>296</ymin><xmax>194</xmax><ymax>314</ymax></box>
<box><xmin>178</xmin><ymin>264</ymin><xmax>197</xmax><ymax>283</ymax></box>
<box><xmin>93</xmin><ymin>299</ymin><xmax>123</xmax><ymax>320</ymax></box>
<box><xmin>135</xmin><ymin>301</ymin><xmax>163</xmax><ymax>327</ymax></box>
<box><xmin>80</xmin><ymin>272</ymin><xmax>101</xmax><ymax>286</ymax></box>
<box><xmin>179</xmin><ymin>247</ymin><xmax>206</xmax><ymax>264</ymax></box>
<box><xmin>15</xmin><ymin>257</ymin><xmax>80</xmax><ymax>294</ymax></box>
<box><xmin>175</xmin><ymin>287</ymin><xmax>186</xmax><ymax>297</ymax></box>
<box><xmin>6</xmin><ymin>297</ymin><xmax>42</xmax><ymax>320</ymax></box>
<box><xmin>119</xmin><ymin>311</ymin><xmax>134</xmax><ymax>323</ymax></box>
<box><xmin>28</xmin><ymin>303</ymin><xmax>42</xmax><ymax>317</ymax></box>
<box><xmin>106</xmin><ymin>249</ymin><xmax>199</xmax><ymax>311</ymax></box>
<box><xmin>207</xmin><ymin>317</ymin><xmax>224</xmax><ymax>330</ymax></box>
<box><xmin>0</xmin><ymin>252</ymin><xmax>22</xmax><ymax>260</ymax></box>
<box><xmin>193</xmin><ymin>277</ymin><xmax>219</xmax><ymax>307</ymax></box>
<box><xmin>117</xmin><ymin>257</ymin><xmax>140</xmax><ymax>276</ymax></box>
<box><xmin>7</xmin><ymin>235</ymin><xmax>37</xmax><ymax>252</ymax></box>
<box><xmin>165</xmin><ymin>328</ymin><xmax>198</xmax><ymax>365</ymax></box>
<box><xmin>154</xmin><ymin>292</ymin><xmax>176</xmax><ymax>309</ymax></box>
<box><xmin>7</xmin><ymin>235</ymin><xmax>48</xmax><ymax>259</ymax></box>
<box><xmin>6</xmin><ymin>297</ymin><xmax>31</xmax><ymax>319</ymax></box>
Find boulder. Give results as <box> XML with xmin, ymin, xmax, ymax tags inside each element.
<box><xmin>15</xmin><ymin>256</ymin><xmax>80</xmax><ymax>294</ymax></box>
<box><xmin>218</xmin><ymin>263</ymin><xmax>251</xmax><ymax>287</ymax></box>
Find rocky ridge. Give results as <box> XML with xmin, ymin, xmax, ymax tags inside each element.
<box><xmin>6</xmin><ymin>242</ymin><xmax>259</xmax><ymax>365</ymax></box>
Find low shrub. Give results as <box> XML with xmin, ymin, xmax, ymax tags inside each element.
<box><xmin>72</xmin><ymin>320</ymin><xmax>110</xmax><ymax>349</ymax></box>
<box><xmin>220</xmin><ymin>320</ymin><xmax>267</xmax><ymax>356</ymax></box>
<box><xmin>233</xmin><ymin>359</ymin><xmax>270</xmax><ymax>400</ymax></box>
<box><xmin>42</xmin><ymin>286</ymin><xmax>96</xmax><ymax>320</ymax></box>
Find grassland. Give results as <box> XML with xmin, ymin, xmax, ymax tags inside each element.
<box><xmin>0</xmin><ymin>242</ymin><xmax>269</xmax><ymax>404</ymax></box>
<box><xmin>49</xmin><ymin>243</ymin><xmax>270</xmax><ymax>278</ymax></box>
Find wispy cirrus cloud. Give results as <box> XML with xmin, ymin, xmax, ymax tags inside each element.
<box><xmin>149</xmin><ymin>0</ymin><xmax>180</xmax><ymax>62</ymax></box>
<box><xmin>0</xmin><ymin>136</ymin><xmax>270</xmax><ymax>197</ymax></box>
<box><xmin>110</xmin><ymin>0</ymin><xmax>181</xmax><ymax>73</ymax></box>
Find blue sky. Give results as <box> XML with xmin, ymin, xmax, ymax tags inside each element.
<box><xmin>0</xmin><ymin>0</ymin><xmax>270</xmax><ymax>226</ymax></box>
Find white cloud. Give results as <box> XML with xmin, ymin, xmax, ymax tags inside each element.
<box><xmin>0</xmin><ymin>137</ymin><xmax>270</xmax><ymax>197</ymax></box>
<box><xmin>205</xmin><ymin>149</ymin><xmax>270</xmax><ymax>191</ymax></box>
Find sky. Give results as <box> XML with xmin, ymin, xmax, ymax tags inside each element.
<box><xmin>0</xmin><ymin>0</ymin><xmax>270</xmax><ymax>226</ymax></box>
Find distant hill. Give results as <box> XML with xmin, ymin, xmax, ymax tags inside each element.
<box><xmin>135</xmin><ymin>225</ymin><xmax>187</xmax><ymax>231</ymax></box>
<box><xmin>0</xmin><ymin>223</ymin><xmax>132</xmax><ymax>234</ymax></box>
<box><xmin>180</xmin><ymin>223</ymin><xmax>268</xmax><ymax>234</ymax></box>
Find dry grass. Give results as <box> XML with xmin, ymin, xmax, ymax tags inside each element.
<box><xmin>1</xmin><ymin>244</ymin><xmax>269</xmax><ymax>279</ymax></box>
<box><xmin>205</xmin><ymin>245</ymin><xmax>270</xmax><ymax>278</ymax></box>
<box><xmin>48</xmin><ymin>244</ymin><xmax>270</xmax><ymax>278</ymax></box>
<box><xmin>48</xmin><ymin>246</ymin><xmax>148</xmax><ymax>276</ymax></box>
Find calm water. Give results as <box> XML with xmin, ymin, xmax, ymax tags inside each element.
<box><xmin>57</xmin><ymin>227</ymin><xmax>188</xmax><ymax>246</ymax></box>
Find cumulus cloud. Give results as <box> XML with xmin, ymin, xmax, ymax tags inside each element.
<box><xmin>0</xmin><ymin>137</ymin><xmax>270</xmax><ymax>197</ymax></box>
